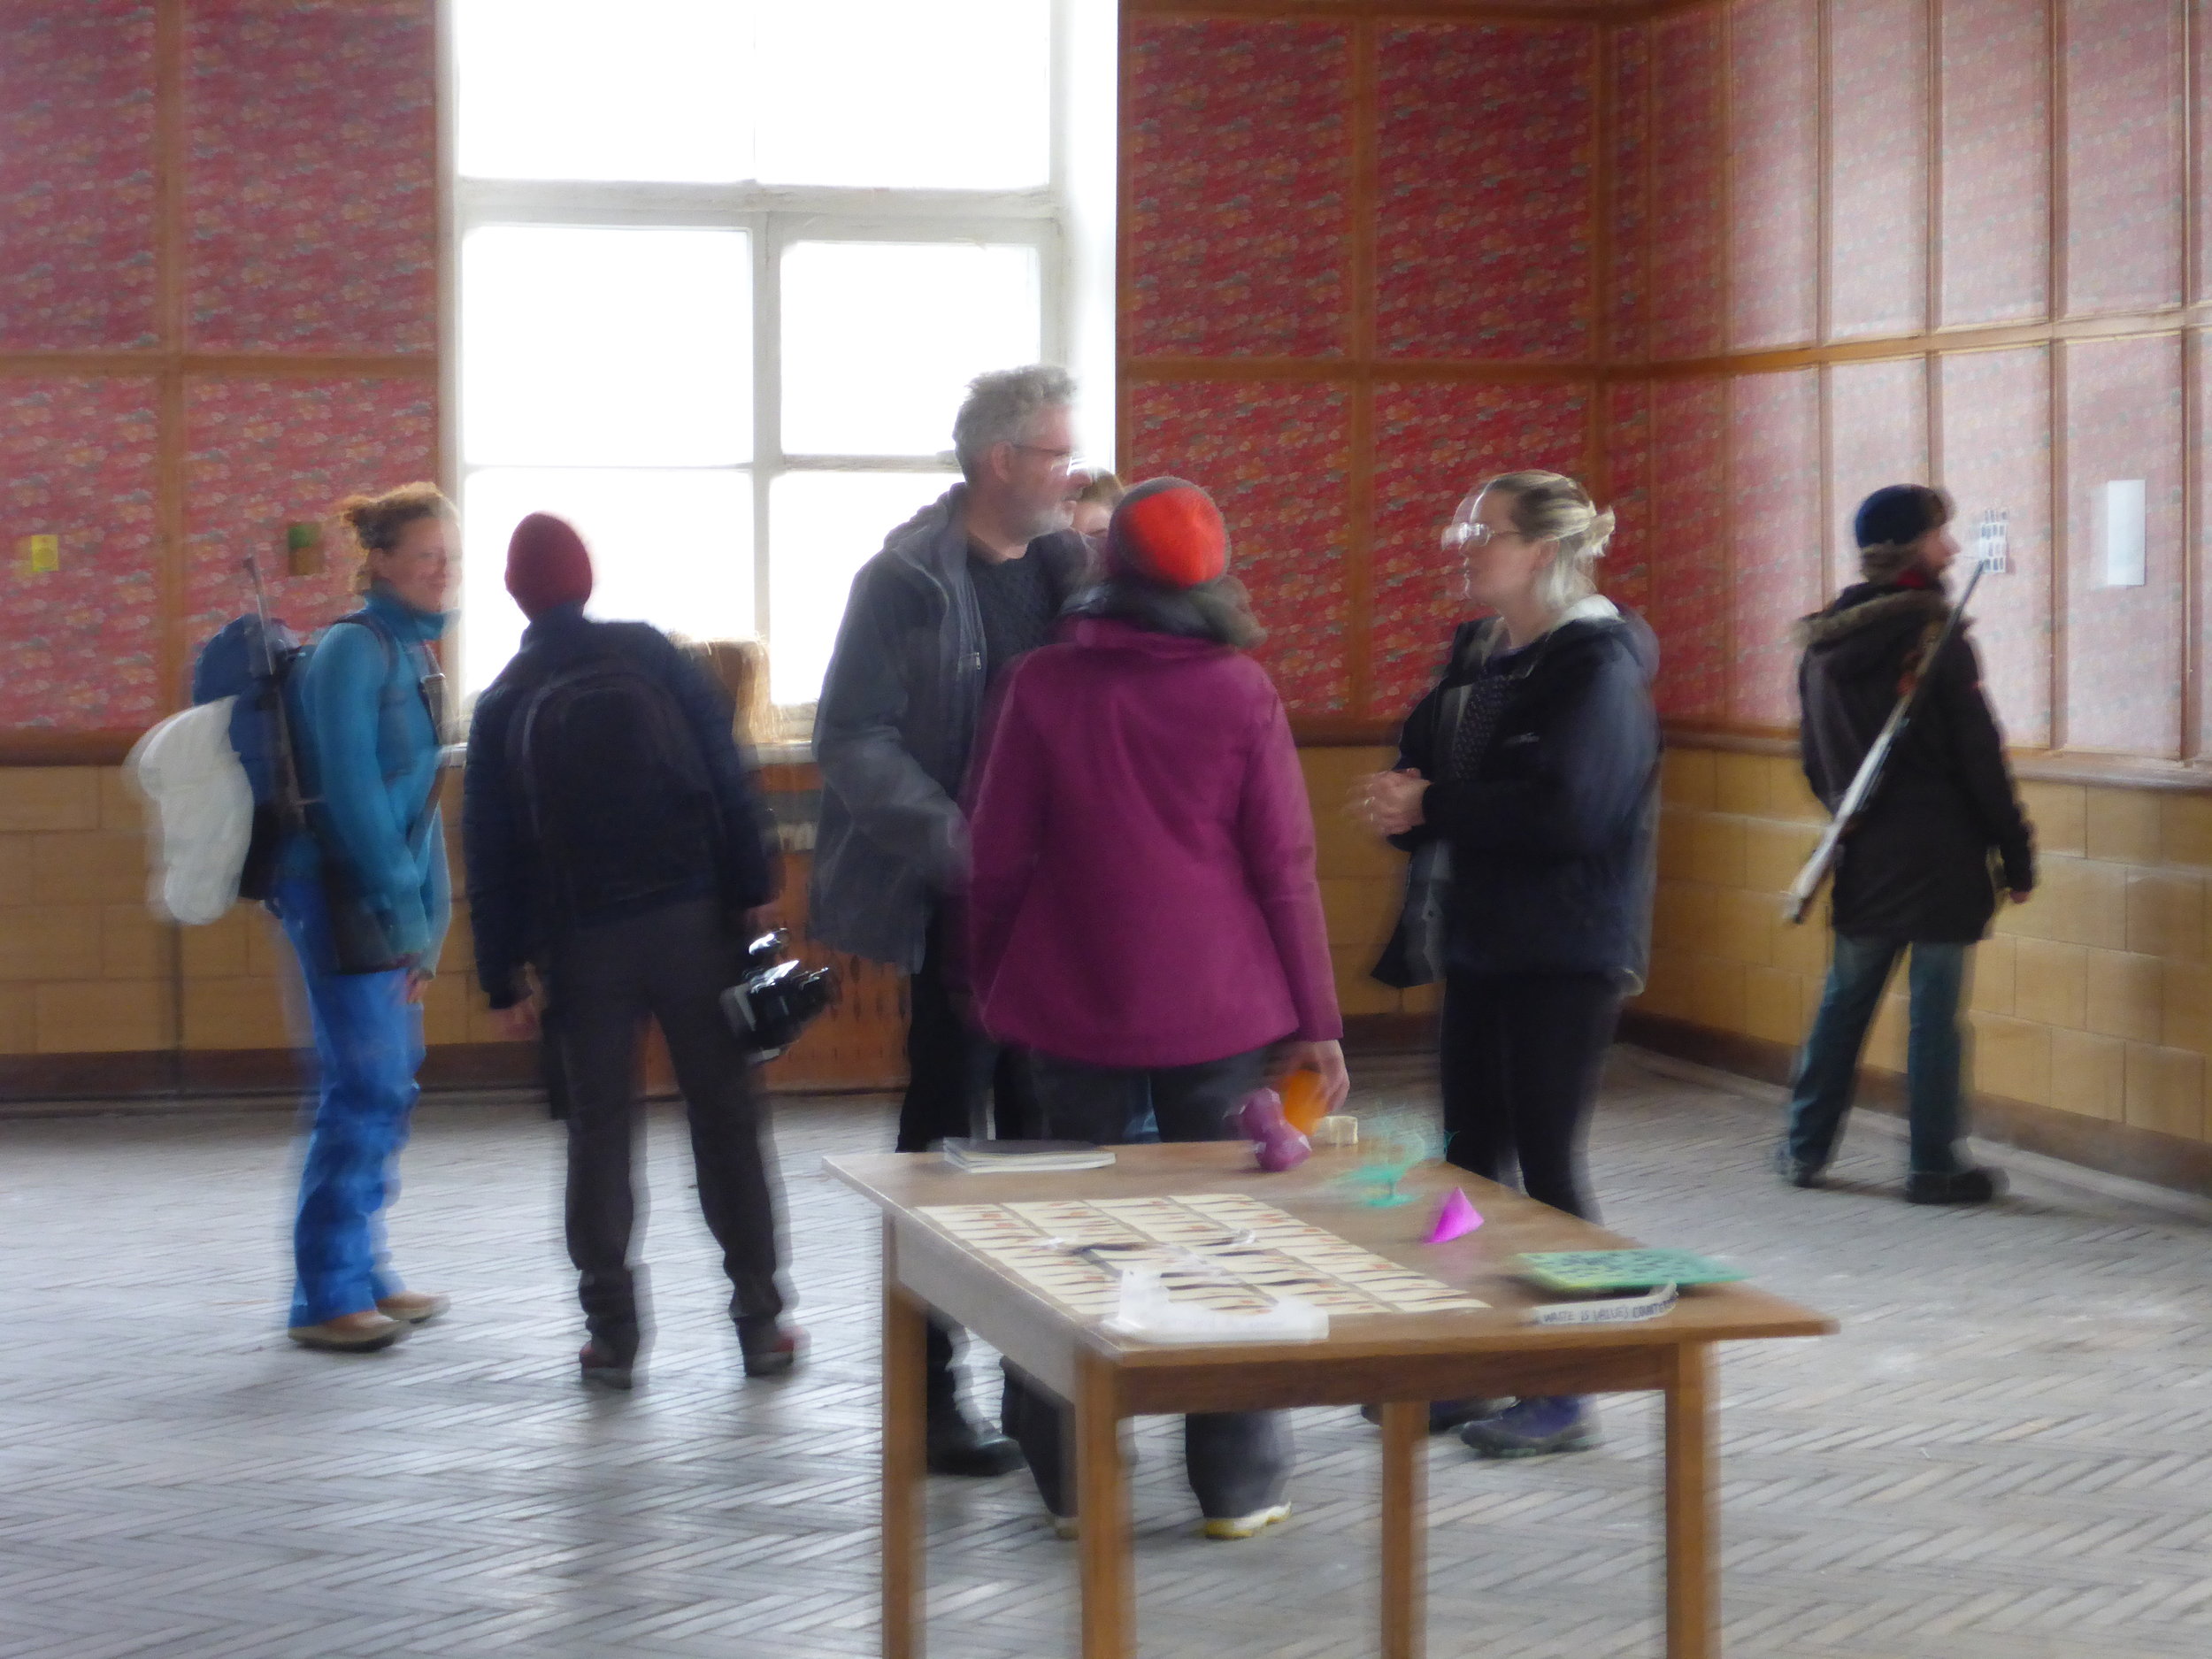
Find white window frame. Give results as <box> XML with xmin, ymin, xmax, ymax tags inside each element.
<box><xmin>438</xmin><ymin>2</ymin><xmax>1093</xmax><ymax>711</ymax></box>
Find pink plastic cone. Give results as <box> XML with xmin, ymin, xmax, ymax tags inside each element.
<box><xmin>1424</xmin><ymin>1187</ymin><xmax>1483</xmax><ymax>1243</ymax></box>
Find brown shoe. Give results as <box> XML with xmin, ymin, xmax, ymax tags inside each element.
<box><xmin>377</xmin><ymin>1291</ymin><xmax>449</xmax><ymax>1325</ymax></box>
<box><xmin>288</xmin><ymin>1311</ymin><xmax>410</xmax><ymax>1352</ymax></box>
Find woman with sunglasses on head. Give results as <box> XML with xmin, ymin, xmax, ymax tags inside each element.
<box><xmin>1357</xmin><ymin>471</ymin><xmax>1659</xmax><ymax>1458</ymax></box>
<box><xmin>273</xmin><ymin>483</ymin><xmax>456</xmax><ymax>1354</ymax></box>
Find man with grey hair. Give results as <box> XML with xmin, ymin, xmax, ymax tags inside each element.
<box><xmin>810</xmin><ymin>365</ymin><xmax>1089</xmax><ymax>1476</ymax></box>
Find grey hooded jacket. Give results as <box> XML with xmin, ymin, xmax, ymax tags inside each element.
<box><xmin>808</xmin><ymin>482</ymin><xmax>1089</xmax><ymax>971</ymax></box>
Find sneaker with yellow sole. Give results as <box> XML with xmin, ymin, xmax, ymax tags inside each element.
<box><xmin>1202</xmin><ymin>1502</ymin><xmax>1291</xmax><ymax>1540</ymax></box>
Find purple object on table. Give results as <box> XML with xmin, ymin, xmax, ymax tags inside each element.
<box><xmin>1424</xmin><ymin>1187</ymin><xmax>1483</xmax><ymax>1243</ymax></box>
<box><xmin>1239</xmin><ymin>1087</ymin><xmax>1311</xmax><ymax>1172</ymax></box>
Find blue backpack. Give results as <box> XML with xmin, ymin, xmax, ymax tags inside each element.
<box><xmin>189</xmin><ymin>613</ymin><xmax>303</xmax><ymax>899</ymax></box>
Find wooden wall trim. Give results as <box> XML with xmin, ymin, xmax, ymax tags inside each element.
<box><xmin>1619</xmin><ymin>1009</ymin><xmax>2212</xmax><ymax>1200</ymax></box>
<box><xmin>0</xmin><ymin>731</ymin><xmax>142</xmax><ymax>765</ymax></box>
<box><xmin>1659</xmin><ymin>721</ymin><xmax>2212</xmax><ymax>795</ymax></box>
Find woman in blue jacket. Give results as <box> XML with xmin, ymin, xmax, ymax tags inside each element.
<box><xmin>276</xmin><ymin>483</ymin><xmax>454</xmax><ymax>1353</ymax></box>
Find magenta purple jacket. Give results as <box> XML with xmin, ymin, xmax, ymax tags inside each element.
<box><xmin>965</xmin><ymin>618</ymin><xmax>1343</xmax><ymax>1070</ymax></box>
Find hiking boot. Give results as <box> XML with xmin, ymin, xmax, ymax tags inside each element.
<box><xmin>736</xmin><ymin>1315</ymin><xmax>803</xmax><ymax>1378</ymax></box>
<box><xmin>926</xmin><ymin>1405</ymin><xmax>1025</xmax><ymax>1477</ymax></box>
<box><xmin>376</xmin><ymin>1290</ymin><xmax>449</xmax><ymax>1325</ymax></box>
<box><xmin>1360</xmin><ymin>1398</ymin><xmax>1515</xmax><ymax>1434</ymax></box>
<box><xmin>1772</xmin><ymin>1142</ymin><xmax>1824</xmax><ymax>1188</ymax></box>
<box><xmin>1905</xmin><ymin>1166</ymin><xmax>2005</xmax><ymax>1205</ymax></box>
<box><xmin>579</xmin><ymin>1339</ymin><xmax>635</xmax><ymax>1391</ymax></box>
<box><xmin>1458</xmin><ymin>1396</ymin><xmax>1600</xmax><ymax>1459</ymax></box>
<box><xmin>288</xmin><ymin>1311</ymin><xmax>410</xmax><ymax>1353</ymax></box>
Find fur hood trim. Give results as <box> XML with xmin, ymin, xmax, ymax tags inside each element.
<box><xmin>1857</xmin><ymin>541</ymin><xmax>1925</xmax><ymax>583</ymax></box>
<box><xmin>1794</xmin><ymin>587</ymin><xmax>1948</xmax><ymax>649</ymax></box>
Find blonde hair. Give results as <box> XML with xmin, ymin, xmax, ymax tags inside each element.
<box><xmin>1482</xmin><ymin>470</ymin><xmax>1615</xmax><ymax>611</ymax></box>
<box><xmin>688</xmin><ymin>638</ymin><xmax>773</xmax><ymax>749</ymax></box>
<box><xmin>334</xmin><ymin>481</ymin><xmax>453</xmax><ymax>594</ymax></box>
<box><xmin>1075</xmin><ymin>470</ymin><xmax>1125</xmax><ymax>509</ymax></box>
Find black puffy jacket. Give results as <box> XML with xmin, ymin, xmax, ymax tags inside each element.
<box><xmin>1798</xmin><ymin>580</ymin><xmax>2034</xmax><ymax>943</ymax></box>
<box><xmin>1378</xmin><ymin>601</ymin><xmax>1661</xmax><ymax>985</ymax></box>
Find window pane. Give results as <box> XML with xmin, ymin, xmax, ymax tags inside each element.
<box><xmin>462</xmin><ymin>468</ymin><xmax>753</xmax><ymax>695</ymax></box>
<box><xmin>454</xmin><ymin>0</ymin><xmax>751</xmax><ymax>182</ymax></box>
<box><xmin>757</xmin><ymin>1</ymin><xmax>1049</xmax><ymax>188</ymax></box>
<box><xmin>769</xmin><ymin>471</ymin><xmax>956</xmax><ymax>705</ymax></box>
<box><xmin>781</xmin><ymin>242</ymin><xmax>1041</xmax><ymax>457</ymax></box>
<box><xmin>462</xmin><ymin>227</ymin><xmax>750</xmax><ymax>467</ymax></box>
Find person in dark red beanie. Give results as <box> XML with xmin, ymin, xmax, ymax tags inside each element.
<box><xmin>464</xmin><ymin>512</ymin><xmax>798</xmax><ymax>1389</ymax></box>
<box><xmin>504</xmin><ymin>511</ymin><xmax>595</xmax><ymax>618</ymax></box>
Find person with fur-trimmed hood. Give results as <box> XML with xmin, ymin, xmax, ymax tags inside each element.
<box><xmin>1778</xmin><ymin>484</ymin><xmax>2035</xmax><ymax>1205</ymax></box>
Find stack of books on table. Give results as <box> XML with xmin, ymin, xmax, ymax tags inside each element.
<box><xmin>940</xmin><ymin>1139</ymin><xmax>1117</xmax><ymax>1173</ymax></box>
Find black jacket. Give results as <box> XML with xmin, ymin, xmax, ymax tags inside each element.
<box><xmin>1798</xmin><ymin>580</ymin><xmax>2034</xmax><ymax>942</ymax></box>
<box><xmin>463</xmin><ymin>606</ymin><xmax>777</xmax><ymax>1009</ymax></box>
<box><xmin>807</xmin><ymin>483</ymin><xmax>1089</xmax><ymax>972</ymax></box>
<box><xmin>1378</xmin><ymin>601</ymin><xmax>1662</xmax><ymax>985</ymax></box>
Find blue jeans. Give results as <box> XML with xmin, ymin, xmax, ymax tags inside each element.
<box><xmin>273</xmin><ymin>874</ymin><xmax>425</xmax><ymax>1326</ymax></box>
<box><xmin>1785</xmin><ymin>934</ymin><xmax>1967</xmax><ymax>1177</ymax></box>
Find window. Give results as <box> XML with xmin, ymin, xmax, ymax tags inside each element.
<box><xmin>449</xmin><ymin>0</ymin><xmax>1114</xmax><ymax>716</ymax></box>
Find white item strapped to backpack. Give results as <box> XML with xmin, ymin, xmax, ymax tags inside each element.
<box><xmin>127</xmin><ymin>698</ymin><xmax>256</xmax><ymax>926</ymax></box>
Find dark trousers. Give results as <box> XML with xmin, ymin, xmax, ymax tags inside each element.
<box><xmin>896</xmin><ymin>913</ymin><xmax>1040</xmax><ymax>1413</ymax></box>
<box><xmin>1440</xmin><ymin>970</ymin><xmax>1623</xmax><ymax>1223</ymax></box>
<box><xmin>1786</xmin><ymin>935</ymin><xmax>1968</xmax><ymax>1176</ymax></box>
<box><xmin>1001</xmin><ymin>1048</ymin><xmax>1292</xmax><ymax>1520</ymax></box>
<box><xmin>549</xmin><ymin>897</ymin><xmax>787</xmax><ymax>1359</ymax></box>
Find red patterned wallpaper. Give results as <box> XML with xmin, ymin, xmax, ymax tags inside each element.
<box><xmin>1727</xmin><ymin>0</ymin><xmax>1819</xmax><ymax>351</ymax></box>
<box><xmin>2199</xmin><ymin>334</ymin><xmax>2212</xmax><ymax>753</ymax></box>
<box><xmin>1373</xmin><ymin>22</ymin><xmax>1595</xmax><ymax>362</ymax></box>
<box><xmin>1649</xmin><ymin>378</ymin><xmax>1728</xmax><ymax>721</ymax></box>
<box><xmin>1649</xmin><ymin>10</ymin><xmax>1725</xmax><ymax>361</ymax></box>
<box><xmin>184</xmin><ymin>0</ymin><xmax>436</xmax><ymax>354</ymax></box>
<box><xmin>1939</xmin><ymin>346</ymin><xmax>2051</xmax><ymax>749</ymax></box>
<box><xmin>1123</xmin><ymin>19</ymin><xmax>1350</xmax><ymax>359</ymax></box>
<box><xmin>0</xmin><ymin>3</ymin><xmax>157</xmax><ymax>351</ymax></box>
<box><xmin>1366</xmin><ymin>380</ymin><xmax>1592</xmax><ymax>719</ymax></box>
<box><xmin>1125</xmin><ymin>380</ymin><xmax>1352</xmax><ymax>717</ymax></box>
<box><xmin>1826</xmin><ymin>357</ymin><xmax>1929</xmax><ymax>591</ymax></box>
<box><xmin>2200</xmin><ymin>0</ymin><xmax>2212</xmax><ymax>306</ymax></box>
<box><xmin>2061</xmin><ymin>0</ymin><xmax>2185</xmax><ymax>319</ymax></box>
<box><xmin>2062</xmin><ymin>334</ymin><xmax>2185</xmax><ymax>757</ymax></box>
<box><xmin>1828</xmin><ymin>0</ymin><xmax>1928</xmax><ymax>341</ymax></box>
<box><xmin>1607</xmin><ymin>21</ymin><xmax>1651</xmax><ymax>362</ymax></box>
<box><xmin>0</xmin><ymin>379</ymin><xmax>161</xmax><ymax>729</ymax></box>
<box><xmin>1727</xmin><ymin>370</ymin><xmax>1821</xmax><ymax>727</ymax></box>
<box><xmin>181</xmin><ymin>377</ymin><xmax>440</xmax><ymax>651</ymax></box>
<box><xmin>1938</xmin><ymin>0</ymin><xmax>2051</xmax><ymax>326</ymax></box>
<box><xmin>1602</xmin><ymin>380</ymin><xmax>1652</xmax><ymax>620</ymax></box>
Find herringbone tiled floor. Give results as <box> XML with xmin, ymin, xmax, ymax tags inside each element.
<box><xmin>7</xmin><ymin>1052</ymin><xmax>2212</xmax><ymax>1659</ymax></box>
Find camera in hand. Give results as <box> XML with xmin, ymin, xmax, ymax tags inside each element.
<box><xmin>720</xmin><ymin>931</ymin><xmax>838</xmax><ymax>1062</ymax></box>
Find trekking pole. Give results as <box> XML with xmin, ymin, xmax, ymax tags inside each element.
<box><xmin>1784</xmin><ymin>554</ymin><xmax>1987</xmax><ymax>926</ymax></box>
<box><xmin>242</xmin><ymin>556</ymin><xmax>309</xmax><ymax>830</ymax></box>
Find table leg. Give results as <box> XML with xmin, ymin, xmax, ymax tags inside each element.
<box><xmin>882</xmin><ymin>1228</ymin><xmax>928</xmax><ymax>1659</ymax></box>
<box><xmin>1663</xmin><ymin>1342</ymin><xmax>1717</xmax><ymax>1659</ymax></box>
<box><xmin>1073</xmin><ymin>1348</ymin><xmax>1133</xmax><ymax>1659</ymax></box>
<box><xmin>1379</xmin><ymin>1402</ymin><xmax>1426</xmax><ymax>1659</ymax></box>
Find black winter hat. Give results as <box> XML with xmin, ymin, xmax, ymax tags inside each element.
<box><xmin>1854</xmin><ymin>484</ymin><xmax>1949</xmax><ymax>549</ymax></box>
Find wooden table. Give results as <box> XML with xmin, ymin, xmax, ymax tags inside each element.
<box><xmin>827</xmin><ymin>1144</ymin><xmax>1835</xmax><ymax>1659</ymax></box>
